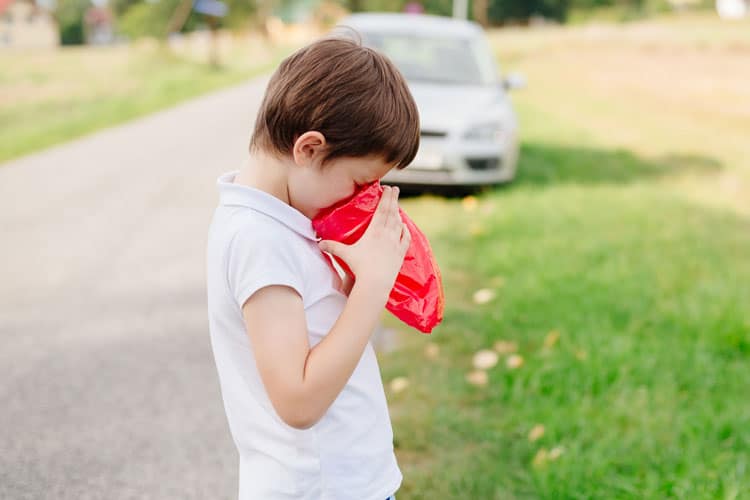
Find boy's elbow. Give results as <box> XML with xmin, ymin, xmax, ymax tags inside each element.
<box><xmin>277</xmin><ymin>393</ymin><xmax>320</xmax><ymax>430</ymax></box>
<box><xmin>282</xmin><ymin>411</ymin><xmax>318</xmax><ymax>430</ymax></box>
<box><xmin>287</xmin><ymin>418</ymin><xmax>315</xmax><ymax>431</ymax></box>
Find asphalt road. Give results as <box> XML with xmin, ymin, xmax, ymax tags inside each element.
<box><xmin>0</xmin><ymin>76</ymin><xmax>273</xmax><ymax>499</ymax></box>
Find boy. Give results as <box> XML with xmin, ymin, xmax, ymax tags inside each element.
<box><xmin>206</xmin><ymin>34</ymin><xmax>420</xmax><ymax>500</ymax></box>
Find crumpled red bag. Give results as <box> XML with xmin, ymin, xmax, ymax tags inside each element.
<box><xmin>312</xmin><ymin>182</ymin><xmax>444</xmax><ymax>334</ymax></box>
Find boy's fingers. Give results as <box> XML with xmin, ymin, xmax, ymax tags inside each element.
<box><xmin>387</xmin><ymin>189</ymin><xmax>402</xmax><ymax>229</ymax></box>
<box><xmin>401</xmin><ymin>223</ymin><xmax>411</xmax><ymax>243</ymax></box>
<box><xmin>392</xmin><ymin>189</ymin><xmax>401</xmax><ymax>222</ymax></box>
<box><xmin>387</xmin><ymin>186</ymin><xmax>401</xmax><ymax>226</ymax></box>
<box><xmin>318</xmin><ymin>240</ymin><xmax>348</xmax><ymax>259</ymax></box>
<box><xmin>372</xmin><ymin>186</ymin><xmax>393</xmax><ymax>226</ymax></box>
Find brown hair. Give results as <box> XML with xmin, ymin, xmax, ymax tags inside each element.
<box><xmin>249</xmin><ymin>34</ymin><xmax>420</xmax><ymax>170</ymax></box>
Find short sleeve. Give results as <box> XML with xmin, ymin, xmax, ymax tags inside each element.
<box><xmin>226</xmin><ymin>226</ymin><xmax>306</xmax><ymax>309</ymax></box>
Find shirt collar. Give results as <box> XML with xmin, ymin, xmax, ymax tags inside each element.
<box><xmin>217</xmin><ymin>171</ymin><xmax>319</xmax><ymax>242</ymax></box>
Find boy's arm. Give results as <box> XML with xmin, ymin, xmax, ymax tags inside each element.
<box><xmin>341</xmin><ymin>273</ymin><xmax>355</xmax><ymax>297</ymax></box>
<box><xmin>241</xmin><ymin>280</ymin><xmax>387</xmax><ymax>430</ymax></box>
<box><xmin>241</xmin><ymin>285</ymin><xmax>311</xmax><ymax>429</ymax></box>
<box><xmin>242</xmin><ymin>185</ymin><xmax>407</xmax><ymax>430</ymax></box>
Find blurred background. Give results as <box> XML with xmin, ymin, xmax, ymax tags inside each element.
<box><xmin>1</xmin><ymin>0</ymin><xmax>749</xmax><ymax>498</ymax></box>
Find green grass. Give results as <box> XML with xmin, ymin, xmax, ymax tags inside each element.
<box><xmin>384</xmin><ymin>14</ymin><xmax>750</xmax><ymax>499</ymax></box>
<box><xmin>0</xmin><ymin>38</ymin><xmax>291</xmax><ymax>163</ymax></box>
<box><xmin>389</xmin><ymin>175</ymin><xmax>750</xmax><ymax>499</ymax></box>
<box><xmin>567</xmin><ymin>2</ymin><xmax>711</xmax><ymax>24</ymax></box>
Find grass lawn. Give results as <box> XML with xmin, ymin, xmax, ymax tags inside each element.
<box><xmin>384</xmin><ymin>13</ymin><xmax>750</xmax><ymax>499</ymax></box>
<box><xmin>0</xmin><ymin>35</ymin><xmax>291</xmax><ymax>164</ymax></box>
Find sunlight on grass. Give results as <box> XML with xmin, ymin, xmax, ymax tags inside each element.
<box><xmin>486</xmin><ymin>12</ymin><xmax>750</xmax><ymax>215</ymax></box>
<box><xmin>0</xmin><ymin>37</ymin><xmax>292</xmax><ymax>163</ymax></box>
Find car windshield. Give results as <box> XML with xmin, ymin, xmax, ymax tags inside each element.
<box><xmin>360</xmin><ymin>31</ymin><xmax>499</xmax><ymax>86</ymax></box>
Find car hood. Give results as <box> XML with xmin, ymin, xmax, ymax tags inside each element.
<box><xmin>407</xmin><ymin>82</ymin><xmax>504</xmax><ymax>132</ymax></box>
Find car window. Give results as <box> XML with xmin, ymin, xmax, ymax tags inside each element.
<box><xmin>361</xmin><ymin>31</ymin><xmax>498</xmax><ymax>86</ymax></box>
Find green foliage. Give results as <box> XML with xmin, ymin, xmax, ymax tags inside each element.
<box><xmin>421</xmin><ymin>0</ymin><xmax>453</xmax><ymax>16</ymax></box>
<box><xmin>221</xmin><ymin>0</ymin><xmax>258</xmax><ymax>30</ymax></box>
<box><xmin>108</xmin><ymin>0</ymin><xmax>711</xmax><ymax>34</ymax></box>
<box><xmin>53</xmin><ymin>0</ymin><xmax>92</xmax><ymax>45</ymax></box>
<box><xmin>344</xmin><ymin>0</ymin><xmax>708</xmax><ymax>22</ymax></box>
<box><xmin>115</xmin><ymin>0</ymin><xmax>254</xmax><ymax>38</ymax></box>
<box><xmin>110</xmin><ymin>0</ymin><xmax>141</xmax><ymax>17</ymax></box>
<box><xmin>570</xmin><ymin>0</ymin><xmax>641</xmax><ymax>7</ymax></box>
<box><xmin>348</xmin><ymin>0</ymin><xmax>565</xmax><ymax>18</ymax></box>
<box><xmin>567</xmin><ymin>0</ymin><xmax>713</xmax><ymax>23</ymax></box>
<box><xmin>353</xmin><ymin>0</ymin><xmax>405</xmax><ymax>13</ymax></box>
<box><xmin>488</xmin><ymin>0</ymin><xmax>570</xmax><ymax>22</ymax></box>
<box><xmin>116</xmin><ymin>0</ymin><xmax>197</xmax><ymax>39</ymax></box>
<box><xmin>345</xmin><ymin>0</ymin><xmax>449</xmax><ymax>16</ymax></box>
<box><xmin>116</xmin><ymin>0</ymin><xmax>177</xmax><ymax>39</ymax></box>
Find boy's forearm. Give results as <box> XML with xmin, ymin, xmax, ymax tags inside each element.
<box><xmin>299</xmin><ymin>281</ymin><xmax>389</xmax><ymax>427</ymax></box>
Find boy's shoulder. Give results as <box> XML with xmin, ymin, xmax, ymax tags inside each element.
<box><xmin>210</xmin><ymin>171</ymin><xmax>323</xmax><ymax>289</ymax></box>
<box><xmin>213</xmin><ymin>171</ymin><xmax>319</xmax><ymax>247</ymax></box>
<box><xmin>208</xmin><ymin>209</ymin><xmax>313</xmax><ymax>294</ymax></box>
<box><xmin>213</xmin><ymin>208</ymin><xmax>309</xmax><ymax>256</ymax></box>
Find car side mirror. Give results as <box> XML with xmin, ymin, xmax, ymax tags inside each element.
<box><xmin>502</xmin><ymin>72</ymin><xmax>526</xmax><ymax>91</ymax></box>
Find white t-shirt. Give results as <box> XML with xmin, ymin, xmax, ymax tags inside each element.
<box><xmin>206</xmin><ymin>171</ymin><xmax>402</xmax><ymax>500</ymax></box>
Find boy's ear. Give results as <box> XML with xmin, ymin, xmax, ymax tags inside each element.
<box><xmin>292</xmin><ymin>131</ymin><xmax>327</xmax><ymax>167</ymax></box>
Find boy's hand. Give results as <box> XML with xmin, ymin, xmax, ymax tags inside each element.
<box><xmin>318</xmin><ymin>186</ymin><xmax>410</xmax><ymax>298</ymax></box>
<box><xmin>341</xmin><ymin>273</ymin><xmax>355</xmax><ymax>297</ymax></box>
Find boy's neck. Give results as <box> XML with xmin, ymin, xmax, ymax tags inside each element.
<box><xmin>234</xmin><ymin>151</ymin><xmax>291</xmax><ymax>205</ymax></box>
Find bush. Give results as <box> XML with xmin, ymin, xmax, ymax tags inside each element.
<box><xmin>116</xmin><ymin>0</ymin><xmax>180</xmax><ymax>39</ymax></box>
<box><xmin>54</xmin><ymin>0</ymin><xmax>91</xmax><ymax>45</ymax></box>
<box><xmin>488</xmin><ymin>0</ymin><xmax>570</xmax><ymax>23</ymax></box>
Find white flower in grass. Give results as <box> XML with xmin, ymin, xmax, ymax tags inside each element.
<box><xmin>473</xmin><ymin>288</ymin><xmax>496</xmax><ymax>304</ymax></box>
<box><xmin>389</xmin><ymin>377</ymin><xmax>409</xmax><ymax>393</ymax></box>
<box><xmin>472</xmin><ymin>349</ymin><xmax>499</xmax><ymax>370</ymax></box>
<box><xmin>549</xmin><ymin>446</ymin><xmax>564</xmax><ymax>460</ymax></box>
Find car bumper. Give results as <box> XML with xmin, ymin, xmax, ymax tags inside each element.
<box><xmin>381</xmin><ymin>135</ymin><xmax>519</xmax><ymax>187</ymax></box>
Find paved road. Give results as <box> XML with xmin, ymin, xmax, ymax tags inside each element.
<box><xmin>0</xmin><ymin>77</ymin><xmax>272</xmax><ymax>499</ymax></box>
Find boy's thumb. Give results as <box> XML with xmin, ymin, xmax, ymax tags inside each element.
<box><xmin>318</xmin><ymin>239</ymin><xmax>347</xmax><ymax>257</ymax></box>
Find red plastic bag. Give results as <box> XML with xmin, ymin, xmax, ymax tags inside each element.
<box><xmin>312</xmin><ymin>182</ymin><xmax>444</xmax><ymax>334</ymax></box>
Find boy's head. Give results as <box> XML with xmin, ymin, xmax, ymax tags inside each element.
<box><xmin>249</xmin><ymin>34</ymin><xmax>420</xmax><ymax>219</ymax></box>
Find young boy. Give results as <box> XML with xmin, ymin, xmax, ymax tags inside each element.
<box><xmin>206</xmin><ymin>35</ymin><xmax>420</xmax><ymax>500</ymax></box>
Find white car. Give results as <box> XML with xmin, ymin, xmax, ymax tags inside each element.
<box><xmin>336</xmin><ymin>13</ymin><xmax>524</xmax><ymax>190</ymax></box>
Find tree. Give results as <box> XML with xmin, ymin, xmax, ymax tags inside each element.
<box><xmin>54</xmin><ymin>0</ymin><xmax>92</xmax><ymax>44</ymax></box>
<box><xmin>488</xmin><ymin>0</ymin><xmax>570</xmax><ymax>23</ymax></box>
<box><xmin>473</xmin><ymin>0</ymin><xmax>489</xmax><ymax>25</ymax></box>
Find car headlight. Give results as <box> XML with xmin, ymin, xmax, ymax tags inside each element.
<box><xmin>463</xmin><ymin>122</ymin><xmax>504</xmax><ymax>142</ymax></box>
